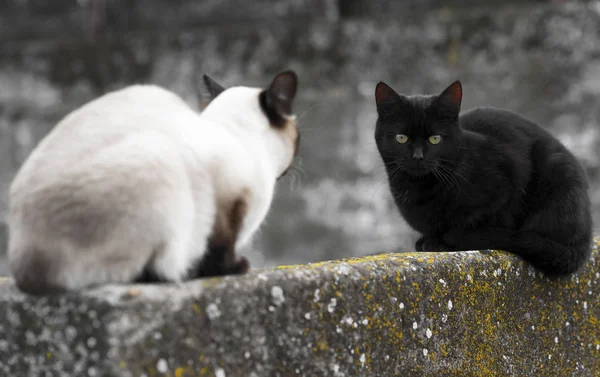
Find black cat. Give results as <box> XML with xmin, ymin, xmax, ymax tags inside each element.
<box><xmin>374</xmin><ymin>80</ymin><xmax>592</xmax><ymax>275</ymax></box>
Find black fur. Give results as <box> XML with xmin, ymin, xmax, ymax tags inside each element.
<box><xmin>374</xmin><ymin>81</ymin><xmax>593</xmax><ymax>276</ymax></box>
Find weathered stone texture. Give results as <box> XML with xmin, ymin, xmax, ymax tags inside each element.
<box><xmin>1</xmin><ymin>239</ymin><xmax>599</xmax><ymax>376</ymax></box>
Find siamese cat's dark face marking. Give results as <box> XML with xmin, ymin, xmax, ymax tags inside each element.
<box><xmin>258</xmin><ymin>71</ymin><xmax>297</xmax><ymax>128</ymax></box>
<box><xmin>260</xmin><ymin>71</ymin><xmax>301</xmax><ymax>161</ymax></box>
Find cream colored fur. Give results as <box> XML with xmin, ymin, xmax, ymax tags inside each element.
<box><xmin>8</xmin><ymin>83</ymin><xmax>297</xmax><ymax>293</ymax></box>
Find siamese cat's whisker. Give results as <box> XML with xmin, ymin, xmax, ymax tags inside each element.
<box><xmin>290</xmin><ymin>158</ymin><xmax>308</xmax><ymax>178</ymax></box>
<box><xmin>286</xmin><ymin>168</ymin><xmax>305</xmax><ymax>192</ymax></box>
<box><xmin>295</xmin><ymin>128</ymin><xmax>322</xmax><ymax>133</ymax></box>
<box><xmin>296</xmin><ymin>103</ymin><xmax>326</xmax><ymax>122</ymax></box>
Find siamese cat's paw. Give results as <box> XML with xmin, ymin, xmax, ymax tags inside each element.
<box><xmin>227</xmin><ymin>256</ymin><xmax>250</xmax><ymax>275</ymax></box>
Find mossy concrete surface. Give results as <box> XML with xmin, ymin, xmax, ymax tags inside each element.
<box><xmin>0</xmin><ymin>239</ymin><xmax>599</xmax><ymax>377</ymax></box>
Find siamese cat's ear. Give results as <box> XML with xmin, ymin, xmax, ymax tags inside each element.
<box><xmin>265</xmin><ymin>70</ymin><xmax>298</xmax><ymax>116</ymax></box>
<box><xmin>203</xmin><ymin>74</ymin><xmax>226</xmax><ymax>99</ymax></box>
<box><xmin>375</xmin><ymin>82</ymin><xmax>402</xmax><ymax>108</ymax></box>
<box><xmin>436</xmin><ymin>80</ymin><xmax>462</xmax><ymax>119</ymax></box>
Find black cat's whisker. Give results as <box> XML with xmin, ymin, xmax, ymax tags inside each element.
<box><xmin>437</xmin><ymin>159</ymin><xmax>475</xmax><ymax>183</ymax></box>
<box><xmin>370</xmin><ymin>163</ymin><xmax>403</xmax><ymax>197</ymax></box>
<box><xmin>437</xmin><ymin>157</ymin><xmax>475</xmax><ymax>168</ymax></box>
<box><xmin>388</xmin><ymin>164</ymin><xmax>406</xmax><ymax>184</ymax></box>
<box><xmin>367</xmin><ymin>161</ymin><xmax>398</xmax><ymax>175</ymax></box>
<box><xmin>371</xmin><ymin>167</ymin><xmax>396</xmax><ymax>191</ymax></box>
<box><xmin>392</xmin><ymin>189</ymin><xmax>411</xmax><ymax>204</ymax></box>
<box><xmin>430</xmin><ymin>161</ymin><xmax>461</xmax><ymax>193</ymax></box>
<box><xmin>432</xmin><ymin>166</ymin><xmax>454</xmax><ymax>192</ymax></box>
<box><xmin>431</xmin><ymin>168</ymin><xmax>447</xmax><ymax>189</ymax></box>
<box><xmin>438</xmin><ymin>162</ymin><xmax>471</xmax><ymax>185</ymax></box>
<box><xmin>441</xmin><ymin>166</ymin><xmax>462</xmax><ymax>190</ymax></box>
<box><xmin>370</xmin><ymin>175</ymin><xmax>390</xmax><ymax>197</ymax></box>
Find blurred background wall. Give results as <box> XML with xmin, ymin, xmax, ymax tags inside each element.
<box><xmin>0</xmin><ymin>0</ymin><xmax>599</xmax><ymax>276</ymax></box>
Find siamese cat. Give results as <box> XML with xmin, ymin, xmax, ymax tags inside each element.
<box><xmin>8</xmin><ymin>71</ymin><xmax>300</xmax><ymax>295</ymax></box>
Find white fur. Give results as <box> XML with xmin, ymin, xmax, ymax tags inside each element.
<box><xmin>8</xmin><ymin>84</ymin><xmax>296</xmax><ymax>292</ymax></box>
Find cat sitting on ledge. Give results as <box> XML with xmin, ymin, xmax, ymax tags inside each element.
<box><xmin>7</xmin><ymin>71</ymin><xmax>300</xmax><ymax>295</ymax></box>
<box><xmin>374</xmin><ymin>80</ymin><xmax>592</xmax><ymax>276</ymax></box>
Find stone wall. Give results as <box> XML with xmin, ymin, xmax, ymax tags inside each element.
<box><xmin>1</xmin><ymin>238</ymin><xmax>599</xmax><ymax>376</ymax></box>
<box><xmin>1</xmin><ymin>0</ymin><xmax>600</xmax><ymax>275</ymax></box>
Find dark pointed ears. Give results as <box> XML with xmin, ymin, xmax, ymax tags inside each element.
<box><xmin>436</xmin><ymin>80</ymin><xmax>462</xmax><ymax>118</ymax></box>
<box><xmin>203</xmin><ymin>74</ymin><xmax>226</xmax><ymax>99</ymax></box>
<box><xmin>264</xmin><ymin>70</ymin><xmax>298</xmax><ymax>116</ymax></box>
<box><xmin>375</xmin><ymin>82</ymin><xmax>401</xmax><ymax>108</ymax></box>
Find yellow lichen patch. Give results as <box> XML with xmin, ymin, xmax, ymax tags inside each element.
<box><xmin>192</xmin><ymin>304</ymin><xmax>202</xmax><ymax>314</ymax></box>
<box><xmin>273</xmin><ymin>264</ymin><xmax>299</xmax><ymax>270</ymax></box>
<box><xmin>174</xmin><ymin>366</ymin><xmax>195</xmax><ymax>377</ymax></box>
<box><xmin>314</xmin><ymin>339</ymin><xmax>329</xmax><ymax>352</ymax></box>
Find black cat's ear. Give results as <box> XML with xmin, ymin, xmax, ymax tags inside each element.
<box><xmin>203</xmin><ymin>74</ymin><xmax>226</xmax><ymax>99</ymax></box>
<box><xmin>265</xmin><ymin>70</ymin><xmax>298</xmax><ymax>116</ymax></box>
<box><xmin>375</xmin><ymin>82</ymin><xmax>401</xmax><ymax>108</ymax></box>
<box><xmin>437</xmin><ymin>80</ymin><xmax>462</xmax><ymax>118</ymax></box>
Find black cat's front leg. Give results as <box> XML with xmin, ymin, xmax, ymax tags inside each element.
<box><xmin>443</xmin><ymin>227</ymin><xmax>514</xmax><ymax>251</ymax></box>
<box><xmin>416</xmin><ymin>235</ymin><xmax>451</xmax><ymax>251</ymax></box>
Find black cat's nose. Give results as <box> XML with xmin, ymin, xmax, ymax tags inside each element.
<box><xmin>412</xmin><ymin>148</ymin><xmax>424</xmax><ymax>160</ymax></box>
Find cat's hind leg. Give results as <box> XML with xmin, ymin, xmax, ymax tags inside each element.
<box><xmin>443</xmin><ymin>227</ymin><xmax>591</xmax><ymax>275</ymax></box>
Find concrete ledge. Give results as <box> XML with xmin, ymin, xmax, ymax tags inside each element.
<box><xmin>1</xmin><ymin>239</ymin><xmax>599</xmax><ymax>376</ymax></box>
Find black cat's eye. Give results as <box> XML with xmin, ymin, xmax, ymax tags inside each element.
<box><xmin>396</xmin><ymin>134</ymin><xmax>409</xmax><ymax>144</ymax></box>
<box><xmin>428</xmin><ymin>135</ymin><xmax>442</xmax><ymax>145</ymax></box>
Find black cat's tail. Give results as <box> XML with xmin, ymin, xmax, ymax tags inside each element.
<box><xmin>444</xmin><ymin>228</ymin><xmax>593</xmax><ymax>276</ymax></box>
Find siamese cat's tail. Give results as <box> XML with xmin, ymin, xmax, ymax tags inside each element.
<box><xmin>9</xmin><ymin>246</ymin><xmax>67</xmax><ymax>295</ymax></box>
<box><xmin>8</xmin><ymin>243</ymin><xmax>156</xmax><ymax>296</ymax></box>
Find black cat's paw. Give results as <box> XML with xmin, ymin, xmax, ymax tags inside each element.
<box><xmin>415</xmin><ymin>237</ymin><xmax>426</xmax><ymax>251</ymax></box>
<box><xmin>444</xmin><ymin>227</ymin><xmax>507</xmax><ymax>251</ymax></box>
<box><xmin>416</xmin><ymin>236</ymin><xmax>451</xmax><ymax>251</ymax></box>
<box><xmin>442</xmin><ymin>229</ymin><xmax>467</xmax><ymax>248</ymax></box>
